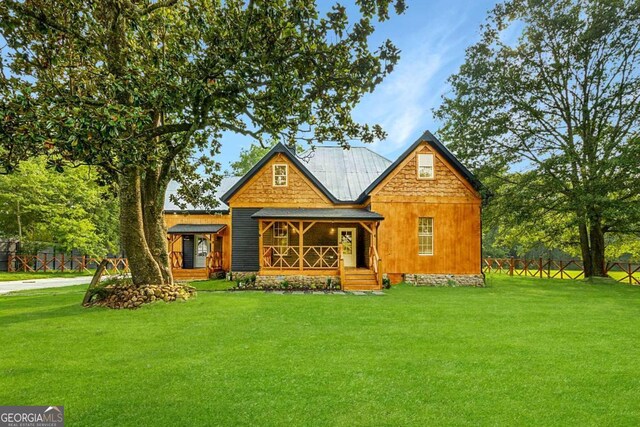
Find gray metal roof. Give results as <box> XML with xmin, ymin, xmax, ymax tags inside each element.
<box><xmin>167</xmin><ymin>224</ymin><xmax>227</xmax><ymax>234</ymax></box>
<box><xmin>164</xmin><ymin>176</ymin><xmax>240</xmax><ymax>212</ymax></box>
<box><xmin>251</xmin><ymin>208</ymin><xmax>383</xmax><ymax>220</ymax></box>
<box><xmin>299</xmin><ymin>147</ymin><xmax>392</xmax><ymax>201</ymax></box>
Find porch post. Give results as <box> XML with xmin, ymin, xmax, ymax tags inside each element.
<box><xmin>299</xmin><ymin>220</ymin><xmax>304</xmax><ymax>271</ymax></box>
<box><xmin>258</xmin><ymin>220</ymin><xmax>264</xmax><ymax>269</ymax></box>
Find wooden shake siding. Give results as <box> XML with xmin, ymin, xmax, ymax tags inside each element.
<box><xmin>164</xmin><ymin>213</ymin><xmax>232</xmax><ymax>271</ymax></box>
<box><xmin>370</xmin><ymin>142</ymin><xmax>482</xmax><ymax>276</ymax></box>
<box><xmin>229</xmin><ymin>154</ymin><xmax>334</xmax><ymax>208</ymax></box>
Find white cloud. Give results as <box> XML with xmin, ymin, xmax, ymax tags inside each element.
<box><xmin>353</xmin><ymin>11</ymin><xmax>473</xmax><ymax>157</ymax></box>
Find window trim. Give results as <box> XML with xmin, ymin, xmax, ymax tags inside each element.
<box><xmin>273</xmin><ymin>163</ymin><xmax>288</xmax><ymax>187</ymax></box>
<box><xmin>418</xmin><ymin>217</ymin><xmax>434</xmax><ymax>256</ymax></box>
<box><xmin>417</xmin><ymin>153</ymin><xmax>435</xmax><ymax>180</ymax></box>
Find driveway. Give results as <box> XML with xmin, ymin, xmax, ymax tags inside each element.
<box><xmin>0</xmin><ymin>276</ymin><xmax>94</xmax><ymax>295</ymax></box>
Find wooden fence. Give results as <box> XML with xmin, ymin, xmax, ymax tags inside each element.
<box><xmin>7</xmin><ymin>254</ymin><xmax>129</xmax><ymax>275</ymax></box>
<box><xmin>483</xmin><ymin>257</ymin><xmax>640</xmax><ymax>285</ymax></box>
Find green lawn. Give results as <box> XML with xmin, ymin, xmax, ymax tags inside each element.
<box><xmin>1</xmin><ymin>275</ymin><xmax>640</xmax><ymax>425</ymax></box>
<box><xmin>188</xmin><ymin>278</ymin><xmax>233</xmax><ymax>291</ymax></box>
<box><xmin>0</xmin><ymin>270</ymin><xmax>94</xmax><ymax>281</ymax></box>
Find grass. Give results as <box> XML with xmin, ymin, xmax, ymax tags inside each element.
<box><xmin>188</xmin><ymin>278</ymin><xmax>233</xmax><ymax>291</ymax></box>
<box><xmin>0</xmin><ymin>270</ymin><xmax>94</xmax><ymax>281</ymax></box>
<box><xmin>1</xmin><ymin>274</ymin><xmax>640</xmax><ymax>425</ymax></box>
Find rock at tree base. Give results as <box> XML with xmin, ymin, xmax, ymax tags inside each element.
<box><xmin>87</xmin><ymin>283</ymin><xmax>196</xmax><ymax>309</ymax></box>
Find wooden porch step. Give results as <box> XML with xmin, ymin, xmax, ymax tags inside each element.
<box><xmin>343</xmin><ymin>282</ymin><xmax>379</xmax><ymax>291</ymax></box>
<box><xmin>172</xmin><ymin>268</ymin><xmax>209</xmax><ymax>280</ymax></box>
<box><xmin>342</xmin><ymin>268</ymin><xmax>379</xmax><ymax>291</ymax></box>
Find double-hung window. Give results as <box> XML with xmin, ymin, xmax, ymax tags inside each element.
<box><xmin>273</xmin><ymin>164</ymin><xmax>288</xmax><ymax>187</ymax></box>
<box><xmin>417</xmin><ymin>154</ymin><xmax>434</xmax><ymax>179</ymax></box>
<box><xmin>418</xmin><ymin>217</ymin><xmax>434</xmax><ymax>255</ymax></box>
<box><xmin>273</xmin><ymin>222</ymin><xmax>289</xmax><ymax>255</ymax></box>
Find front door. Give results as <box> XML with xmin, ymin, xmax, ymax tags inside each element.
<box><xmin>195</xmin><ymin>236</ymin><xmax>209</xmax><ymax>268</ymax></box>
<box><xmin>182</xmin><ymin>235</ymin><xmax>194</xmax><ymax>269</ymax></box>
<box><xmin>338</xmin><ymin>228</ymin><xmax>356</xmax><ymax>267</ymax></box>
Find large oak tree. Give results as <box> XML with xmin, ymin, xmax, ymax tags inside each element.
<box><xmin>435</xmin><ymin>0</ymin><xmax>640</xmax><ymax>277</ymax></box>
<box><xmin>1</xmin><ymin>0</ymin><xmax>405</xmax><ymax>285</ymax></box>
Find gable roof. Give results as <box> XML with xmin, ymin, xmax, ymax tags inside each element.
<box><xmin>216</xmin><ymin>130</ymin><xmax>484</xmax><ymax>206</ymax></box>
<box><xmin>359</xmin><ymin>130</ymin><xmax>484</xmax><ymax>198</ymax></box>
<box><xmin>220</xmin><ymin>143</ymin><xmax>351</xmax><ymax>204</ymax></box>
<box><xmin>301</xmin><ymin>147</ymin><xmax>391</xmax><ymax>201</ymax></box>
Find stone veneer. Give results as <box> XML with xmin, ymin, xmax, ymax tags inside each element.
<box><xmin>255</xmin><ymin>275</ymin><xmax>340</xmax><ymax>287</ymax></box>
<box><xmin>230</xmin><ymin>271</ymin><xmax>258</xmax><ymax>281</ymax></box>
<box><xmin>405</xmin><ymin>273</ymin><xmax>485</xmax><ymax>287</ymax></box>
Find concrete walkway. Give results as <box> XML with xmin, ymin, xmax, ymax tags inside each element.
<box><xmin>0</xmin><ymin>276</ymin><xmax>94</xmax><ymax>295</ymax></box>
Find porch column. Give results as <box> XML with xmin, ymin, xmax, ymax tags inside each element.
<box><xmin>258</xmin><ymin>220</ymin><xmax>264</xmax><ymax>269</ymax></box>
<box><xmin>299</xmin><ymin>220</ymin><xmax>304</xmax><ymax>271</ymax></box>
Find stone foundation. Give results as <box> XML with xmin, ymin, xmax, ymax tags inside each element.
<box><xmin>230</xmin><ymin>271</ymin><xmax>258</xmax><ymax>281</ymax></box>
<box><xmin>256</xmin><ymin>275</ymin><xmax>340</xmax><ymax>288</ymax></box>
<box><xmin>405</xmin><ymin>273</ymin><xmax>485</xmax><ymax>287</ymax></box>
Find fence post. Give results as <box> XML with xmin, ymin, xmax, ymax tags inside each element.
<box><xmin>547</xmin><ymin>258</ymin><xmax>551</xmax><ymax>278</ymax></box>
<box><xmin>538</xmin><ymin>258</ymin><xmax>542</xmax><ymax>278</ymax></box>
<box><xmin>487</xmin><ymin>257</ymin><xmax>492</xmax><ymax>273</ymax></box>
<box><xmin>629</xmin><ymin>262</ymin><xmax>633</xmax><ymax>285</ymax></box>
<box><xmin>509</xmin><ymin>257</ymin><xmax>514</xmax><ymax>276</ymax></box>
<box><xmin>559</xmin><ymin>260</ymin><xmax>563</xmax><ymax>279</ymax></box>
<box><xmin>8</xmin><ymin>254</ymin><xmax>14</xmax><ymax>272</ymax></box>
<box><xmin>60</xmin><ymin>253</ymin><xmax>65</xmax><ymax>272</ymax></box>
<box><xmin>43</xmin><ymin>253</ymin><xmax>48</xmax><ymax>272</ymax></box>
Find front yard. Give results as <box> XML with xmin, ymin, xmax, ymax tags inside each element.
<box><xmin>1</xmin><ymin>274</ymin><xmax>639</xmax><ymax>425</ymax></box>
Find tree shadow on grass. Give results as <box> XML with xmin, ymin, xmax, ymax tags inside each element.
<box><xmin>0</xmin><ymin>289</ymin><xmax>98</xmax><ymax>327</ymax></box>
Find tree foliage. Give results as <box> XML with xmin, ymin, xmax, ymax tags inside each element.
<box><xmin>228</xmin><ymin>141</ymin><xmax>277</xmax><ymax>177</ymax></box>
<box><xmin>0</xmin><ymin>158</ymin><xmax>119</xmax><ymax>255</ymax></box>
<box><xmin>435</xmin><ymin>0</ymin><xmax>640</xmax><ymax>276</ymax></box>
<box><xmin>0</xmin><ymin>0</ymin><xmax>405</xmax><ymax>285</ymax></box>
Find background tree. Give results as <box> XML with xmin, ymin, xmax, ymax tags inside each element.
<box><xmin>0</xmin><ymin>0</ymin><xmax>405</xmax><ymax>285</ymax></box>
<box><xmin>0</xmin><ymin>158</ymin><xmax>120</xmax><ymax>255</ymax></box>
<box><xmin>227</xmin><ymin>141</ymin><xmax>277</xmax><ymax>177</ymax></box>
<box><xmin>435</xmin><ymin>0</ymin><xmax>640</xmax><ymax>277</ymax></box>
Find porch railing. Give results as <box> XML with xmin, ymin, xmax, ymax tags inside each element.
<box><xmin>169</xmin><ymin>251</ymin><xmax>222</xmax><ymax>272</ymax></box>
<box><xmin>262</xmin><ymin>246</ymin><xmax>339</xmax><ymax>269</ymax></box>
<box><xmin>369</xmin><ymin>245</ymin><xmax>383</xmax><ymax>288</ymax></box>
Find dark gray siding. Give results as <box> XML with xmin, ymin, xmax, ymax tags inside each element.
<box><xmin>231</xmin><ymin>208</ymin><xmax>261</xmax><ymax>271</ymax></box>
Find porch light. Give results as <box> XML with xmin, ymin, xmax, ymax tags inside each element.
<box><xmin>329</xmin><ymin>227</ymin><xmax>335</xmax><ymax>235</ymax></box>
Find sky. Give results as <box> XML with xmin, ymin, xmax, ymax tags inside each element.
<box><xmin>217</xmin><ymin>0</ymin><xmax>500</xmax><ymax>169</ymax></box>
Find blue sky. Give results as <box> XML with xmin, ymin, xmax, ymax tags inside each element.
<box><xmin>218</xmin><ymin>0</ymin><xmax>499</xmax><ymax>169</ymax></box>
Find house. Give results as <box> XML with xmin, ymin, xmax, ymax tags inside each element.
<box><xmin>163</xmin><ymin>131</ymin><xmax>485</xmax><ymax>289</ymax></box>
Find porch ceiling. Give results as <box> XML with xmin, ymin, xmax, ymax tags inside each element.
<box><xmin>251</xmin><ymin>208</ymin><xmax>383</xmax><ymax>221</ymax></box>
<box><xmin>167</xmin><ymin>224</ymin><xmax>226</xmax><ymax>234</ymax></box>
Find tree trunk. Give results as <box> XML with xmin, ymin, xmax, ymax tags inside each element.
<box><xmin>119</xmin><ymin>167</ymin><xmax>165</xmax><ymax>286</ymax></box>
<box><xmin>578</xmin><ymin>221</ymin><xmax>594</xmax><ymax>278</ymax></box>
<box><xmin>589</xmin><ymin>216</ymin><xmax>607</xmax><ymax>277</ymax></box>
<box><xmin>141</xmin><ymin>168</ymin><xmax>173</xmax><ymax>285</ymax></box>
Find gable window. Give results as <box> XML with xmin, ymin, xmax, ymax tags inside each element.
<box><xmin>273</xmin><ymin>221</ymin><xmax>289</xmax><ymax>254</ymax></box>
<box><xmin>417</xmin><ymin>153</ymin><xmax>434</xmax><ymax>179</ymax></box>
<box><xmin>273</xmin><ymin>164</ymin><xmax>288</xmax><ymax>187</ymax></box>
<box><xmin>418</xmin><ymin>217</ymin><xmax>433</xmax><ymax>255</ymax></box>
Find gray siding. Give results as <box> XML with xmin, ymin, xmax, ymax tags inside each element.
<box><xmin>231</xmin><ymin>208</ymin><xmax>261</xmax><ymax>271</ymax></box>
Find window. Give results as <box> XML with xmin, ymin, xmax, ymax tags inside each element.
<box><xmin>196</xmin><ymin>237</ymin><xmax>209</xmax><ymax>257</ymax></box>
<box><xmin>418</xmin><ymin>217</ymin><xmax>433</xmax><ymax>255</ymax></box>
<box><xmin>273</xmin><ymin>164</ymin><xmax>288</xmax><ymax>186</ymax></box>
<box><xmin>273</xmin><ymin>222</ymin><xmax>289</xmax><ymax>254</ymax></box>
<box><xmin>417</xmin><ymin>153</ymin><xmax>434</xmax><ymax>179</ymax></box>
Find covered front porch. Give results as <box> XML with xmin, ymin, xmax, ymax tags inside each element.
<box><xmin>167</xmin><ymin>224</ymin><xmax>226</xmax><ymax>280</ymax></box>
<box><xmin>253</xmin><ymin>208</ymin><xmax>384</xmax><ymax>289</ymax></box>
